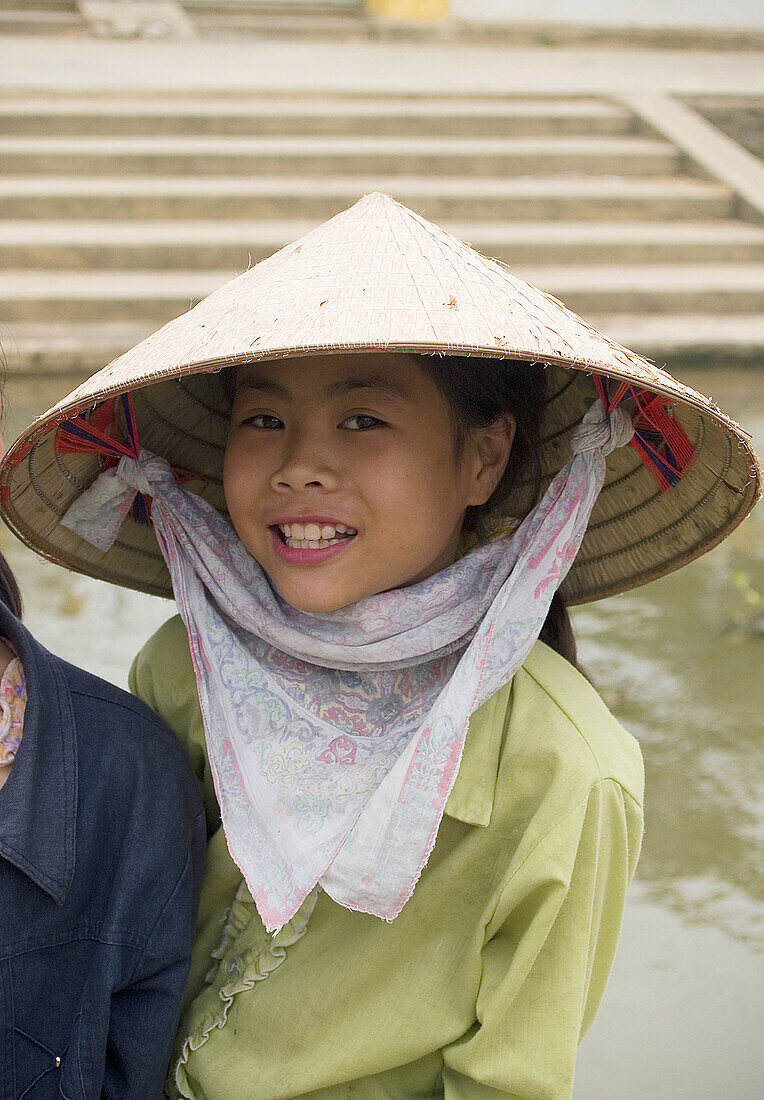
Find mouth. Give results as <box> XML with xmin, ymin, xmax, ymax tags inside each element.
<box><xmin>268</xmin><ymin>521</ymin><xmax>358</xmax><ymax>565</ymax></box>
<box><xmin>272</xmin><ymin>521</ymin><xmax>358</xmax><ymax>550</ymax></box>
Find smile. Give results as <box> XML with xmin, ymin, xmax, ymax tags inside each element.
<box><xmin>277</xmin><ymin>521</ymin><xmax>357</xmax><ymax>549</ymax></box>
<box><xmin>270</xmin><ymin>524</ymin><xmax>358</xmax><ymax>564</ymax></box>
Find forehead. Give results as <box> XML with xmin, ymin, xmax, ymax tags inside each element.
<box><xmin>234</xmin><ymin>352</ymin><xmax>428</xmax><ymax>402</ymax></box>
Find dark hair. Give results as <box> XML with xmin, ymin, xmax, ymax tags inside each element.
<box><xmin>416</xmin><ymin>355</ymin><xmax>581</xmax><ymax>671</ymax></box>
<box><xmin>0</xmin><ymin>552</ymin><xmax>21</xmax><ymax>619</ymax></box>
<box><xmin>0</xmin><ymin>343</ymin><xmax>22</xmax><ymax>618</ymax></box>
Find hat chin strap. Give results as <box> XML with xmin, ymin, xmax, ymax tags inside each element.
<box><xmin>571</xmin><ymin>400</ymin><xmax>634</xmax><ymax>457</ymax></box>
<box><xmin>61</xmin><ymin>448</ymin><xmax>173</xmax><ymax>553</ymax></box>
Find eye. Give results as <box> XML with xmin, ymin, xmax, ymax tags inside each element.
<box><xmin>244</xmin><ymin>414</ymin><xmax>284</xmax><ymax>429</ymax></box>
<box><xmin>342</xmin><ymin>414</ymin><xmax>384</xmax><ymax>430</ymax></box>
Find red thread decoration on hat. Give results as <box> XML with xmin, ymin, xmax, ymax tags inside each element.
<box><xmin>592</xmin><ymin>374</ymin><xmax>695</xmax><ymax>492</ymax></box>
<box><xmin>56</xmin><ymin>393</ymin><xmax>152</xmax><ymax>524</ymax></box>
<box><xmin>5</xmin><ymin>437</ymin><xmax>35</xmax><ymax>467</ymax></box>
<box><xmin>55</xmin><ymin>393</ymin><xmax>196</xmax><ymax>527</ymax></box>
<box><xmin>56</xmin><ymin>393</ymin><xmax>140</xmax><ymax>463</ymax></box>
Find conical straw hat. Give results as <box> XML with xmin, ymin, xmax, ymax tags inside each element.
<box><xmin>1</xmin><ymin>192</ymin><xmax>760</xmax><ymax>602</ymax></box>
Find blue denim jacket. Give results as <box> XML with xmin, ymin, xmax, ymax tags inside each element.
<box><xmin>0</xmin><ymin>601</ymin><xmax>205</xmax><ymax>1099</ymax></box>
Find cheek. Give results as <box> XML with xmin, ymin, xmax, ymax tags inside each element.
<box><xmin>376</xmin><ymin>445</ymin><xmax>462</xmax><ymax>531</ymax></box>
<box><xmin>222</xmin><ymin>438</ymin><xmax>259</xmax><ymax>517</ymax></box>
<box><xmin>221</xmin><ymin>443</ymin><xmax>238</xmax><ymax>507</ymax></box>
<box><xmin>415</xmin><ymin>439</ymin><xmax>464</xmax><ymax>500</ymax></box>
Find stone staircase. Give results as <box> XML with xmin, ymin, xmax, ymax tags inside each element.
<box><xmin>1</xmin><ymin>91</ymin><xmax>762</xmax><ymax>377</ymax></box>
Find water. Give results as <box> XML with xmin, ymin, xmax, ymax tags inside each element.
<box><xmin>1</xmin><ymin>368</ymin><xmax>762</xmax><ymax>1098</ymax></box>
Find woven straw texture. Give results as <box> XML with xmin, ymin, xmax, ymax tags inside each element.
<box><xmin>1</xmin><ymin>192</ymin><xmax>760</xmax><ymax>603</ymax></box>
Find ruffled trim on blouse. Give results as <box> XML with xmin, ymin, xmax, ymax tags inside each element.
<box><xmin>170</xmin><ymin>883</ymin><xmax>318</xmax><ymax>1100</ymax></box>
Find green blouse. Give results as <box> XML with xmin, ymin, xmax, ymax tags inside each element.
<box><xmin>130</xmin><ymin>616</ymin><xmax>644</xmax><ymax>1100</ymax></box>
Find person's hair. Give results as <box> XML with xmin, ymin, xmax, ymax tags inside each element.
<box><xmin>218</xmin><ymin>355</ymin><xmax>581</xmax><ymax>670</ymax></box>
<box><xmin>416</xmin><ymin>355</ymin><xmax>581</xmax><ymax>671</ymax></box>
<box><xmin>0</xmin><ymin>552</ymin><xmax>21</xmax><ymax>619</ymax></box>
<box><xmin>0</xmin><ymin>348</ymin><xmax>22</xmax><ymax>618</ymax></box>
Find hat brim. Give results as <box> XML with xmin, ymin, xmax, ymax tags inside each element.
<box><xmin>1</xmin><ymin>342</ymin><xmax>759</xmax><ymax>605</ymax></box>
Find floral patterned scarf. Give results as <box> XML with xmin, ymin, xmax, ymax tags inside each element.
<box><xmin>62</xmin><ymin>400</ymin><xmax>633</xmax><ymax>931</ymax></box>
<box><xmin>0</xmin><ymin>648</ymin><xmax>25</xmax><ymax>770</ymax></box>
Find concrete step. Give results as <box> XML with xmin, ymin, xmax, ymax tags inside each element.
<box><xmin>522</xmin><ymin>263</ymin><xmax>764</xmax><ymax>315</ymax></box>
<box><xmin>181</xmin><ymin>1</ymin><xmax>363</xmax><ymax>10</ymax></box>
<box><xmin>184</xmin><ymin>0</ymin><xmax>362</xmax><ymax>12</ymax></box>
<box><xmin>0</xmin><ymin>321</ymin><xmax>156</xmax><ymax>376</ymax></box>
<box><xmin>1</xmin><ymin>219</ymin><xmax>762</xmax><ymax>270</ymax></box>
<box><xmin>0</xmin><ymin>175</ymin><xmax>733</xmax><ymax>222</ymax></box>
<box><xmin>596</xmin><ymin>314</ymin><xmax>764</xmax><ymax>366</ymax></box>
<box><xmin>182</xmin><ymin>0</ymin><xmax>381</xmax><ymax>39</ymax></box>
<box><xmin>0</xmin><ymin>97</ymin><xmax>633</xmax><ymax>138</ymax></box>
<box><xmin>0</xmin><ymin>1</ymin><xmax>75</xmax><ymax>9</ymax></box>
<box><xmin>0</xmin><ymin>271</ymin><xmax>232</xmax><ymax>324</ymax></box>
<box><xmin>2</xmin><ymin>264</ymin><xmax>761</xmax><ymax>324</ymax></box>
<box><xmin>189</xmin><ymin>11</ymin><xmax>367</xmax><ymax>40</ymax></box>
<box><xmin>5</xmin><ymin>313</ymin><xmax>764</xmax><ymax>377</ymax></box>
<box><xmin>0</xmin><ymin>134</ymin><xmax>678</xmax><ymax>178</ymax></box>
<box><xmin>0</xmin><ymin>7</ymin><xmax>80</xmax><ymax>34</ymax></box>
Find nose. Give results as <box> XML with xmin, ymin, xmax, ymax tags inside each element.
<box><xmin>269</xmin><ymin>426</ymin><xmax>340</xmax><ymax>493</ymax></box>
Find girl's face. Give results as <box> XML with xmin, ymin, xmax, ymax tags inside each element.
<box><xmin>224</xmin><ymin>352</ymin><xmax>513</xmax><ymax>613</ymax></box>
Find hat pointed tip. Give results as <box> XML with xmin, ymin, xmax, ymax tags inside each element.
<box><xmin>357</xmin><ymin>190</ymin><xmax>397</xmax><ymax>207</ymax></box>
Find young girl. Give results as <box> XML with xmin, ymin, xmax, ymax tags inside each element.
<box><xmin>1</xmin><ymin>193</ymin><xmax>760</xmax><ymax>1100</ymax></box>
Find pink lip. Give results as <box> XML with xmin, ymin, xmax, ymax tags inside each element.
<box><xmin>269</xmin><ymin>524</ymin><xmax>357</xmax><ymax>565</ymax></box>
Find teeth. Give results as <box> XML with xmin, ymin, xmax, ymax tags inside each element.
<box><xmin>284</xmin><ymin>536</ymin><xmax>349</xmax><ymax>549</ymax></box>
<box><xmin>275</xmin><ymin>523</ymin><xmax>356</xmax><ymax>541</ymax></box>
<box><xmin>277</xmin><ymin>521</ymin><xmax>357</xmax><ymax>541</ymax></box>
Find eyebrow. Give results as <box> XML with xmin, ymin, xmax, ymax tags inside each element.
<box><xmin>235</xmin><ymin>372</ymin><xmax>410</xmax><ymax>403</ymax></box>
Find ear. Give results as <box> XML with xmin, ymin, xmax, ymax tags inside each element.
<box><xmin>466</xmin><ymin>415</ymin><xmax>516</xmax><ymax>507</ymax></box>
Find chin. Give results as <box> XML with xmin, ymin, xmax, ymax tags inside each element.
<box><xmin>277</xmin><ymin>586</ymin><xmax>360</xmax><ymax>615</ymax></box>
